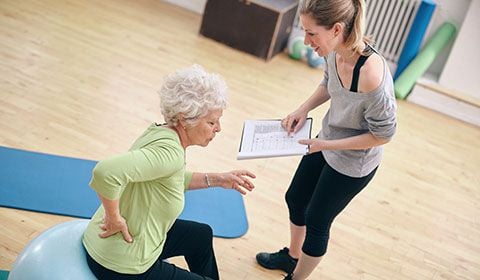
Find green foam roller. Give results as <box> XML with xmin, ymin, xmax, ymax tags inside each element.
<box><xmin>394</xmin><ymin>22</ymin><xmax>457</xmax><ymax>99</ymax></box>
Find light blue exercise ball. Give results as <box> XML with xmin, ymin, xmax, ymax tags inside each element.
<box><xmin>8</xmin><ymin>220</ymin><xmax>97</xmax><ymax>280</ymax></box>
<box><xmin>307</xmin><ymin>47</ymin><xmax>325</xmax><ymax>68</ymax></box>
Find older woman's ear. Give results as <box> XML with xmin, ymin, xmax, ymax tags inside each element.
<box><xmin>177</xmin><ymin>115</ymin><xmax>187</xmax><ymax>130</ymax></box>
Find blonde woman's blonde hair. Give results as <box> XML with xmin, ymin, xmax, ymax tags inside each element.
<box><xmin>299</xmin><ymin>0</ymin><xmax>373</xmax><ymax>55</ymax></box>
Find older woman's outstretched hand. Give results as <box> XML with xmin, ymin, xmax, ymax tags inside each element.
<box><xmin>213</xmin><ymin>171</ymin><xmax>256</xmax><ymax>195</ymax></box>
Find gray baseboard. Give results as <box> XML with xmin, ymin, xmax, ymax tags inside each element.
<box><xmin>162</xmin><ymin>0</ymin><xmax>206</xmax><ymax>14</ymax></box>
<box><xmin>408</xmin><ymin>83</ymin><xmax>480</xmax><ymax>127</ymax></box>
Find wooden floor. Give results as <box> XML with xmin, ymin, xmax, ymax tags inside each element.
<box><xmin>1</xmin><ymin>1</ymin><xmax>479</xmax><ymax>279</ymax></box>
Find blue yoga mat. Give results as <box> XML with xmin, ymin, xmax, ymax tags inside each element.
<box><xmin>0</xmin><ymin>270</ymin><xmax>8</xmax><ymax>280</ymax></box>
<box><xmin>0</xmin><ymin>146</ymin><xmax>248</xmax><ymax>238</ymax></box>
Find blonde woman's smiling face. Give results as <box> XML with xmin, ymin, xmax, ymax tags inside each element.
<box><xmin>300</xmin><ymin>14</ymin><xmax>337</xmax><ymax>57</ymax></box>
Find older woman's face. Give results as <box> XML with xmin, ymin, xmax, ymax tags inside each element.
<box><xmin>188</xmin><ymin>109</ymin><xmax>223</xmax><ymax>147</ymax></box>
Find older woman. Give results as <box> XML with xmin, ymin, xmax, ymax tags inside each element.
<box><xmin>82</xmin><ymin>65</ymin><xmax>256</xmax><ymax>280</ymax></box>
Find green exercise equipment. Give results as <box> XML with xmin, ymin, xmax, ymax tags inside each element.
<box><xmin>394</xmin><ymin>22</ymin><xmax>457</xmax><ymax>99</ymax></box>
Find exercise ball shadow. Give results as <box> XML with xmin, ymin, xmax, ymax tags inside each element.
<box><xmin>9</xmin><ymin>219</ymin><xmax>96</xmax><ymax>280</ymax></box>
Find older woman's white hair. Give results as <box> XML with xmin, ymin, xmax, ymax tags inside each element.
<box><xmin>159</xmin><ymin>64</ymin><xmax>228</xmax><ymax>127</ymax></box>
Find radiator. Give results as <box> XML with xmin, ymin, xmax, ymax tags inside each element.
<box><xmin>291</xmin><ymin>0</ymin><xmax>436</xmax><ymax>78</ymax></box>
<box><xmin>365</xmin><ymin>0</ymin><xmax>420</xmax><ymax>73</ymax></box>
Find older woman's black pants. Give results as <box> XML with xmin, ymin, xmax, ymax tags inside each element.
<box><xmin>285</xmin><ymin>152</ymin><xmax>377</xmax><ymax>257</ymax></box>
<box><xmin>86</xmin><ymin>219</ymin><xmax>219</xmax><ymax>280</ymax></box>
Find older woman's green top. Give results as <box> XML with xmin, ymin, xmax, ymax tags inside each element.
<box><xmin>82</xmin><ymin>124</ymin><xmax>193</xmax><ymax>274</ymax></box>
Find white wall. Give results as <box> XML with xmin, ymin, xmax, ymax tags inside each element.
<box><xmin>438</xmin><ymin>0</ymin><xmax>480</xmax><ymax>100</ymax></box>
<box><xmin>423</xmin><ymin>0</ymin><xmax>471</xmax><ymax>79</ymax></box>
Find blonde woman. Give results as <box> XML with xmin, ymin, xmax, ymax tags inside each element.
<box><xmin>256</xmin><ymin>0</ymin><xmax>397</xmax><ymax>279</ymax></box>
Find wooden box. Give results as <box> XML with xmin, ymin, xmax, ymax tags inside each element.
<box><xmin>200</xmin><ymin>0</ymin><xmax>298</xmax><ymax>60</ymax></box>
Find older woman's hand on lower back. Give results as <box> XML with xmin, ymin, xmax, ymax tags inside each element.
<box><xmin>99</xmin><ymin>214</ymin><xmax>133</xmax><ymax>243</ymax></box>
<box><xmin>213</xmin><ymin>171</ymin><xmax>256</xmax><ymax>195</ymax></box>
